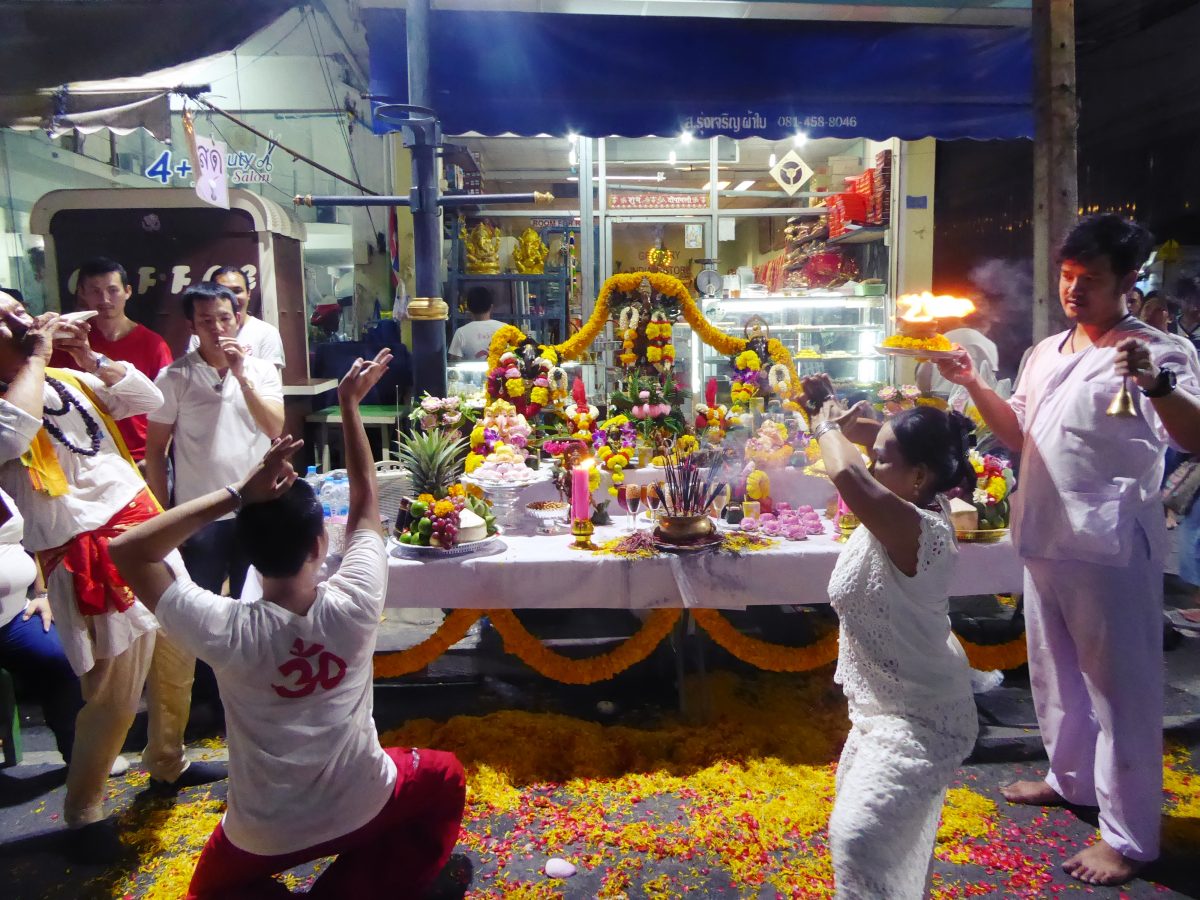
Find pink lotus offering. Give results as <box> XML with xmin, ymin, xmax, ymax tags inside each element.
<box><xmin>782</xmin><ymin>525</ymin><xmax>808</xmax><ymax>541</ymax></box>
<box><xmin>740</xmin><ymin>518</ymin><xmax>760</xmax><ymax>532</ymax></box>
<box><xmin>759</xmin><ymin>512</ymin><xmax>776</xmax><ymax>523</ymax></box>
<box><xmin>762</xmin><ymin>520</ymin><xmax>782</xmax><ymax>536</ymax></box>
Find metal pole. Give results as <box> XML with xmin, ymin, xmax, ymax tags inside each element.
<box><xmin>1032</xmin><ymin>0</ymin><xmax>1077</xmax><ymax>343</ymax></box>
<box><xmin>406</xmin><ymin>0</ymin><xmax>447</xmax><ymax>397</ymax></box>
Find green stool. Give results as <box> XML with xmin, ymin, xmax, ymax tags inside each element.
<box><xmin>0</xmin><ymin>668</ymin><xmax>21</xmax><ymax>767</ymax></box>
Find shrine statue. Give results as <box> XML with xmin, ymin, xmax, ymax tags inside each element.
<box><xmin>512</xmin><ymin>227</ymin><xmax>549</xmax><ymax>274</ymax></box>
<box><xmin>464</xmin><ymin>222</ymin><xmax>501</xmax><ymax>274</ymax></box>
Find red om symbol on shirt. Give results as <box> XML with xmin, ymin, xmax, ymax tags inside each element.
<box><xmin>272</xmin><ymin>638</ymin><xmax>348</xmax><ymax>698</ymax></box>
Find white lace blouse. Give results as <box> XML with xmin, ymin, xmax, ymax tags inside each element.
<box><xmin>827</xmin><ymin>504</ymin><xmax>975</xmax><ymax>726</ymax></box>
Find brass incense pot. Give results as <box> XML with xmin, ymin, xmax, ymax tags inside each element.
<box><xmin>656</xmin><ymin>514</ymin><xmax>716</xmax><ymax>544</ymax></box>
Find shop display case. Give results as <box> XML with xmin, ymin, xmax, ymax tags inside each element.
<box><xmin>681</xmin><ymin>292</ymin><xmax>891</xmax><ymax>404</ymax></box>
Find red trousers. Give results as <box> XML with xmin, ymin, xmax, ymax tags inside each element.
<box><xmin>186</xmin><ymin>748</ymin><xmax>466</xmax><ymax>899</ymax></box>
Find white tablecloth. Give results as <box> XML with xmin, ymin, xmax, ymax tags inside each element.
<box><xmin>384</xmin><ymin>521</ymin><xmax>1023</xmax><ymax>610</ymax></box>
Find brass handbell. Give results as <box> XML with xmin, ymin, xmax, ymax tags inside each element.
<box><xmin>1106</xmin><ymin>377</ymin><xmax>1139</xmax><ymax>418</ymax></box>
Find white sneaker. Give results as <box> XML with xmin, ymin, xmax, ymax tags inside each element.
<box><xmin>109</xmin><ymin>755</ymin><xmax>130</xmax><ymax>777</ymax></box>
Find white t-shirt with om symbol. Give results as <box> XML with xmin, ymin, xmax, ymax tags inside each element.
<box><xmin>157</xmin><ymin>528</ymin><xmax>396</xmax><ymax>855</ymax></box>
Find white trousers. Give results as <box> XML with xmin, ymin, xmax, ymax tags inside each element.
<box><xmin>1024</xmin><ymin>545</ymin><xmax>1163</xmax><ymax>861</ymax></box>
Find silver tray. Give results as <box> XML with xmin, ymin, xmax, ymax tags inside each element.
<box><xmin>388</xmin><ymin>534</ymin><xmax>501</xmax><ymax>559</ymax></box>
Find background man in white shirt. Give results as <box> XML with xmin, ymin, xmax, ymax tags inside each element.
<box><xmin>186</xmin><ymin>266</ymin><xmax>286</xmax><ymax>370</ymax></box>
<box><xmin>0</xmin><ymin>293</ymin><xmax>222</xmax><ymax>864</ymax></box>
<box><xmin>938</xmin><ymin>215</ymin><xmax>1200</xmax><ymax>887</ymax></box>
<box><xmin>146</xmin><ymin>282</ymin><xmax>284</xmax><ymax>597</ymax></box>
<box><xmin>448</xmin><ymin>285</ymin><xmax>504</xmax><ymax>362</ymax></box>
<box><xmin>111</xmin><ymin>349</ymin><xmax>466</xmax><ymax>899</ymax></box>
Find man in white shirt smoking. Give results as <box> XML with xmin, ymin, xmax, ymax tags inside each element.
<box><xmin>0</xmin><ymin>292</ymin><xmax>223</xmax><ymax>864</ymax></box>
<box><xmin>938</xmin><ymin>214</ymin><xmax>1200</xmax><ymax>886</ymax></box>
<box><xmin>186</xmin><ymin>266</ymin><xmax>286</xmax><ymax>370</ymax></box>
<box><xmin>146</xmin><ymin>282</ymin><xmax>284</xmax><ymax>597</ymax></box>
<box><xmin>111</xmin><ymin>348</ymin><xmax>466</xmax><ymax>899</ymax></box>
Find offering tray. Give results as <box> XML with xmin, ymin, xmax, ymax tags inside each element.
<box><xmin>464</xmin><ymin>469</ymin><xmax>551</xmax><ymax>528</ymax></box>
<box><xmin>955</xmin><ymin>528</ymin><xmax>1009</xmax><ymax>544</ymax></box>
<box><xmin>389</xmin><ymin>534</ymin><xmax>501</xmax><ymax>559</ymax></box>
<box><xmin>526</xmin><ymin>500</ymin><xmax>570</xmax><ymax>534</ymax></box>
<box><xmin>651</xmin><ymin>528</ymin><xmax>723</xmax><ymax>554</ymax></box>
<box><xmin>876</xmin><ymin>344</ymin><xmax>962</xmax><ymax>361</ymax></box>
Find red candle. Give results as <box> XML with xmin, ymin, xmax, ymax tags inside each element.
<box><xmin>571</xmin><ymin>464</ymin><xmax>591</xmax><ymax>521</ymax></box>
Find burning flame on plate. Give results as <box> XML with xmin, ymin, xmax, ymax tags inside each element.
<box><xmin>896</xmin><ymin>292</ymin><xmax>976</xmax><ymax>323</ymax></box>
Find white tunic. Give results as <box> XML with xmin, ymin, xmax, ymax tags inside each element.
<box><xmin>1009</xmin><ymin>316</ymin><xmax>1200</xmax><ymax>565</ymax></box>
<box><xmin>828</xmin><ymin>506</ymin><xmax>976</xmax><ymax>728</ymax></box>
<box><xmin>826</xmin><ymin>506</ymin><xmax>977</xmax><ymax>899</ymax></box>
<box><xmin>0</xmin><ymin>368</ymin><xmax>164</xmax><ymax>673</ymax></box>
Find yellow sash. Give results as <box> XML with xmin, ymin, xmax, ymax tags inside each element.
<box><xmin>19</xmin><ymin>368</ymin><xmax>139</xmax><ymax>497</ymax></box>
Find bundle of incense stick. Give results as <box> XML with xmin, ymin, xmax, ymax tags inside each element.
<box><xmin>660</xmin><ymin>444</ymin><xmax>733</xmax><ymax>516</ymax></box>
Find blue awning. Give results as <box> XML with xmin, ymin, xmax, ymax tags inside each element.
<box><xmin>365</xmin><ymin>10</ymin><xmax>1031</xmax><ymax>141</ymax></box>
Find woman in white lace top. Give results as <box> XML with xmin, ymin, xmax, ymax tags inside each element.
<box><xmin>808</xmin><ymin>385</ymin><xmax>978</xmax><ymax>899</ymax></box>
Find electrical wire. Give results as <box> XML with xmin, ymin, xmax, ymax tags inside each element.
<box><xmin>304</xmin><ymin>6</ymin><xmax>377</xmax><ymax>232</ymax></box>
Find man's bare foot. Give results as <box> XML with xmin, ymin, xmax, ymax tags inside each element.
<box><xmin>1062</xmin><ymin>841</ymin><xmax>1146</xmax><ymax>886</ymax></box>
<box><xmin>1000</xmin><ymin>780</ymin><xmax>1066</xmax><ymax>806</ymax></box>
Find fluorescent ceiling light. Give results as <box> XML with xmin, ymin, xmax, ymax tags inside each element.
<box><xmin>680</xmin><ymin>130</ymin><xmax>694</xmax><ymax>144</ymax></box>
<box><xmin>701</xmin><ymin>181</ymin><xmax>730</xmax><ymax>191</ymax></box>
<box><xmin>768</xmin><ymin>153</ymin><xmax>777</xmax><ymax>168</ymax></box>
<box><xmin>668</xmin><ymin>150</ymin><xmax>677</xmax><ymax>165</ymax></box>
<box><xmin>793</xmin><ymin>131</ymin><xmax>807</xmax><ymax>147</ymax></box>
<box><xmin>732</xmin><ymin>180</ymin><xmax>755</xmax><ymax>192</ymax></box>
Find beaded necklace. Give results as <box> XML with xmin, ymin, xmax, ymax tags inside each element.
<box><xmin>42</xmin><ymin>377</ymin><xmax>102</xmax><ymax>457</ymax></box>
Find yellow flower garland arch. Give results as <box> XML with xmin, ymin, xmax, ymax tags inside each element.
<box><xmin>485</xmin><ymin>272</ymin><xmax>803</xmax><ymax>400</ymax></box>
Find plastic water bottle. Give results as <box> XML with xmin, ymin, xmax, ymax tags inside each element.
<box><xmin>330</xmin><ymin>473</ymin><xmax>350</xmax><ymax>525</ymax></box>
<box><xmin>318</xmin><ymin>475</ymin><xmax>338</xmax><ymax>519</ymax></box>
<box><xmin>304</xmin><ymin>465</ymin><xmax>323</xmax><ymax>495</ymax></box>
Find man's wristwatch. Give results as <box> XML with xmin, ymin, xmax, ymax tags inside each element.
<box><xmin>1142</xmin><ymin>367</ymin><xmax>1177</xmax><ymax>398</ymax></box>
<box><xmin>92</xmin><ymin>353</ymin><xmax>111</xmax><ymax>374</ymax></box>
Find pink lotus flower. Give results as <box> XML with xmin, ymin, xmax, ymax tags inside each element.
<box><xmin>505</xmin><ymin>367</ymin><xmax>521</xmax><ymax>378</ymax></box>
<box><xmin>533</xmin><ymin>377</ymin><xmax>549</xmax><ymax>388</ymax></box>
<box><xmin>639</xmin><ymin>390</ymin><xmax>651</xmax><ymax>400</ymax></box>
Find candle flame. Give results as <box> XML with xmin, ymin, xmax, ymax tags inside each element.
<box><xmin>896</xmin><ymin>292</ymin><xmax>976</xmax><ymax>323</ymax></box>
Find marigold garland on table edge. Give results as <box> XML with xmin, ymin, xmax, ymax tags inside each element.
<box><xmin>371</xmin><ymin>606</ymin><xmax>1027</xmax><ymax>682</ymax></box>
<box><xmin>487</xmin><ymin>608</ymin><xmax>682</xmax><ymax>685</ymax></box>
<box><xmin>955</xmin><ymin>633</ymin><xmax>1028</xmax><ymax>671</ymax></box>
<box><xmin>374</xmin><ymin>609</ymin><xmax>483</xmax><ymax>678</ymax></box>
<box><xmin>691</xmin><ymin>609</ymin><xmax>841</xmax><ymax>672</ymax></box>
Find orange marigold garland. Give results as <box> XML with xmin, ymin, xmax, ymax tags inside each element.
<box><xmin>692</xmin><ymin>609</ymin><xmax>840</xmax><ymax>672</ymax></box>
<box><xmin>373</xmin><ymin>609</ymin><xmax>484</xmax><ymax>678</ymax></box>
<box><xmin>954</xmin><ymin>633</ymin><xmax>1028</xmax><ymax>671</ymax></box>
<box><xmin>487</xmin><ymin>608</ymin><xmax>681</xmax><ymax>685</ymax></box>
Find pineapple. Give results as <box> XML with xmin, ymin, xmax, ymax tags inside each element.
<box><xmin>395</xmin><ymin>428</ymin><xmax>467</xmax><ymax>498</ymax></box>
